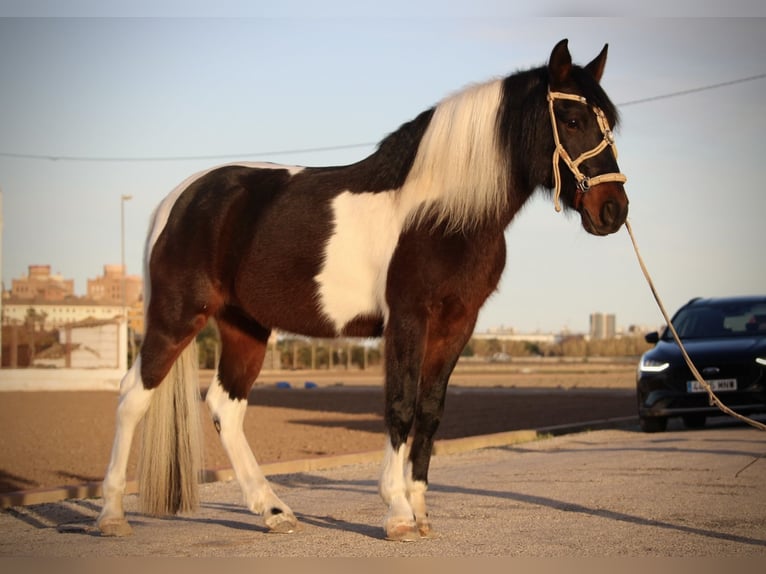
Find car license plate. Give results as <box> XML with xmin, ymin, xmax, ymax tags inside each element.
<box><xmin>686</xmin><ymin>378</ymin><xmax>737</xmax><ymax>393</ymax></box>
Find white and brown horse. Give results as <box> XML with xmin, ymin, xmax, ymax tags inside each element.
<box><xmin>97</xmin><ymin>39</ymin><xmax>628</xmax><ymax>540</ymax></box>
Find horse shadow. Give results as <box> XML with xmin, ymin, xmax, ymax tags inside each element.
<box><xmin>6</xmin><ymin>462</ymin><xmax>764</xmax><ymax>548</ymax></box>
<box><xmin>186</xmin><ymin>499</ymin><xmax>383</xmax><ymax>540</ymax></box>
<box><xmin>427</xmin><ymin>479</ymin><xmax>766</xmax><ymax>549</ymax></box>
<box><xmin>145</xmin><ymin>461</ymin><xmax>766</xmax><ymax>547</ymax></box>
<box><xmin>2</xmin><ymin>496</ymin><xmax>152</xmax><ymax>537</ymax></box>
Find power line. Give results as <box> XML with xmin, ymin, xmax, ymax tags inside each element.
<box><xmin>0</xmin><ymin>142</ymin><xmax>377</xmax><ymax>163</ymax></box>
<box><xmin>618</xmin><ymin>72</ymin><xmax>766</xmax><ymax>107</ymax></box>
<box><xmin>2</xmin><ymin>72</ymin><xmax>764</xmax><ymax>163</ymax></box>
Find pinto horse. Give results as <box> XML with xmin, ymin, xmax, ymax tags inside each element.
<box><xmin>97</xmin><ymin>39</ymin><xmax>628</xmax><ymax>541</ymax></box>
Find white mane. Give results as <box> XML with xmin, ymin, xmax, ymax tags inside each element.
<box><xmin>400</xmin><ymin>79</ymin><xmax>508</xmax><ymax>231</ymax></box>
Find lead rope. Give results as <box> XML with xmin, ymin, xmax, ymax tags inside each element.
<box><xmin>625</xmin><ymin>219</ymin><xmax>766</xmax><ymax>433</ymax></box>
<box><xmin>548</xmin><ymin>90</ymin><xmax>764</xmax><ymax>467</ymax></box>
<box><xmin>624</xmin><ymin>219</ymin><xmax>766</xmax><ymax>476</ymax></box>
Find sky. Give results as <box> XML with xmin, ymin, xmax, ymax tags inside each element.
<box><xmin>1</xmin><ymin>3</ymin><xmax>765</xmax><ymax>335</ymax></box>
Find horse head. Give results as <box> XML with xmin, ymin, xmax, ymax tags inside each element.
<box><xmin>546</xmin><ymin>39</ymin><xmax>629</xmax><ymax>236</ymax></box>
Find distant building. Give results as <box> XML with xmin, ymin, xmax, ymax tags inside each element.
<box><xmin>2</xmin><ymin>298</ymin><xmax>123</xmax><ymax>329</ymax></box>
<box><xmin>32</xmin><ymin>318</ymin><xmax>124</xmax><ymax>369</ymax></box>
<box><xmin>473</xmin><ymin>328</ymin><xmax>558</xmax><ymax>345</ymax></box>
<box><xmin>2</xmin><ymin>264</ymin><xmax>143</xmax><ymax>334</ymax></box>
<box><xmin>589</xmin><ymin>312</ymin><xmax>616</xmax><ymax>340</ymax></box>
<box><xmin>126</xmin><ymin>298</ymin><xmax>145</xmax><ymax>337</ymax></box>
<box><xmin>87</xmin><ymin>264</ymin><xmax>142</xmax><ymax>306</ymax></box>
<box><xmin>10</xmin><ymin>265</ymin><xmax>74</xmax><ymax>301</ymax></box>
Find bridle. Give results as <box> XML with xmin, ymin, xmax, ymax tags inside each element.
<box><xmin>547</xmin><ymin>90</ymin><xmax>627</xmax><ymax>212</ymax></box>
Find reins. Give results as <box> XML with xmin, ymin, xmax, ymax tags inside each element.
<box><xmin>547</xmin><ymin>90</ymin><xmax>627</xmax><ymax>212</ymax></box>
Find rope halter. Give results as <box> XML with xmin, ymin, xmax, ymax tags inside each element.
<box><xmin>547</xmin><ymin>90</ymin><xmax>627</xmax><ymax>212</ymax></box>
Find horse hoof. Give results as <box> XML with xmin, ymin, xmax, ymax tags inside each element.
<box><xmin>265</xmin><ymin>510</ymin><xmax>299</xmax><ymax>534</ymax></box>
<box><xmin>96</xmin><ymin>518</ymin><xmax>133</xmax><ymax>537</ymax></box>
<box><xmin>385</xmin><ymin>522</ymin><xmax>420</xmax><ymax>542</ymax></box>
<box><xmin>417</xmin><ymin>521</ymin><xmax>433</xmax><ymax>538</ymax></box>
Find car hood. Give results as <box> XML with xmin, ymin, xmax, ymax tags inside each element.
<box><xmin>645</xmin><ymin>336</ymin><xmax>766</xmax><ymax>364</ymax></box>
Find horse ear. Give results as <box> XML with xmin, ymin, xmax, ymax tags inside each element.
<box><xmin>548</xmin><ymin>39</ymin><xmax>572</xmax><ymax>87</ymax></box>
<box><xmin>585</xmin><ymin>44</ymin><xmax>609</xmax><ymax>83</ymax></box>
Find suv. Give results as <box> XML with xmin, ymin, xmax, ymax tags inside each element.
<box><xmin>636</xmin><ymin>296</ymin><xmax>766</xmax><ymax>432</ymax></box>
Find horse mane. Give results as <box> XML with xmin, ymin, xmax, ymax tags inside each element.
<box><xmin>316</xmin><ymin>60</ymin><xmax>618</xmax><ymax>232</ymax></box>
<box><xmin>399</xmin><ymin>79</ymin><xmax>509</xmax><ymax>232</ymax></box>
<box><xmin>395</xmin><ymin>62</ymin><xmax>621</xmax><ymax>233</ymax></box>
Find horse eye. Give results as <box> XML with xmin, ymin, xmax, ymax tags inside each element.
<box><xmin>565</xmin><ymin>118</ymin><xmax>579</xmax><ymax>130</ymax></box>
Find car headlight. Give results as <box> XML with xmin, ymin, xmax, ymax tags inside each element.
<box><xmin>639</xmin><ymin>357</ymin><xmax>670</xmax><ymax>373</ymax></box>
<box><xmin>757</xmin><ymin>357</ymin><xmax>766</xmax><ymax>367</ymax></box>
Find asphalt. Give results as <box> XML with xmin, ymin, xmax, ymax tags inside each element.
<box><xmin>1</xmin><ymin>416</ymin><xmax>764</xmax><ymax>559</ymax></box>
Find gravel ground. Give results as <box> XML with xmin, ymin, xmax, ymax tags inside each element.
<box><xmin>0</xmin><ymin>364</ymin><xmax>637</xmax><ymax>494</ymax></box>
<box><xmin>1</xmin><ymin>423</ymin><xmax>764</xmax><ymax>558</ymax></box>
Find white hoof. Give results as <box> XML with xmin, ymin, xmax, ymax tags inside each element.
<box><xmin>265</xmin><ymin>508</ymin><xmax>299</xmax><ymax>533</ymax></box>
<box><xmin>96</xmin><ymin>517</ymin><xmax>133</xmax><ymax>537</ymax></box>
<box><xmin>384</xmin><ymin>516</ymin><xmax>419</xmax><ymax>541</ymax></box>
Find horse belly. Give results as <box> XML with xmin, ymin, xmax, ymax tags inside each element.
<box><xmin>314</xmin><ymin>192</ymin><xmax>405</xmax><ymax>334</ymax></box>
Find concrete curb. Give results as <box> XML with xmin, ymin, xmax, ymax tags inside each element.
<box><xmin>0</xmin><ymin>416</ymin><xmax>638</xmax><ymax>509</ymax></box>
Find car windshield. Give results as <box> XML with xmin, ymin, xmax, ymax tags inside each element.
<box><xmin>665</xmin><ymin>301</ymin><xmax>766</xmax><ymax>340</ymax></box>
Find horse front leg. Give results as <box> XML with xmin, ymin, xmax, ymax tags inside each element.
<box><xmin>406</xmin><ymin>361</ymin><xmax>456</xmax><ymax>538</ymax></box>
<box><xmin>379</xmin><ymin>313</ymin><xmax>427</xmax><ymax>541</ymax></box>
<box><xmin>407</xmin><ymin>301</ymin><xmax>478</xmax><ymax>537</ymax></box>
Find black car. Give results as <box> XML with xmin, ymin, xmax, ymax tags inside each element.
<box><xmin>637</xmin><ymin>295</ymin><xmax>766</xmax><ymax>432</ymax></box>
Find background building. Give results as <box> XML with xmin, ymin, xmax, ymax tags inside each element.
<box><xmin>10</xmin><ymin>265</ymin><xmax>74</xmax><ymax>301</ymax></box>
<box><xmin>589</xmin><ymin>312</ymin><xmax>617</xmax><ymax>340</ymax></box>
<box><xmin>87</xmin><ymin>264</ymin><xmax>142</xmax><ymax>306</ymax></box>
<box><xmin>32</xmin><ymin>318</ymin><xmax>123</xmax><ymax>369</ymax></box>
<box><xmin>2</xmin><ymin>299</ymin><xmax>124</xmax><ymax>329</ymax></box>
<box><xmin>2</xmin><ymin>263</ymin><xmax>140</xmax><ymax>368</ymax></box>
<box><xmin>2</xmin><ymin>263</ymin><xmax>142</xmax><ymax>332</ymax></box>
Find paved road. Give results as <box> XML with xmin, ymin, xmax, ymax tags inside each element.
<box><xmin>1</xmin><ymin>420</ymin><xmax>764</xmax><ymax>558</ymax></box>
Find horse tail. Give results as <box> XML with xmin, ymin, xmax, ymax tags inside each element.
<box><xmin>138</xmin><ymin>339</ymin><xmax>203</xmax><ymax>516</ymax></box>
<box><xmin>137</xmin><ymin>188</ymin><xmax>204</xmax><ymax>516</ymax></box>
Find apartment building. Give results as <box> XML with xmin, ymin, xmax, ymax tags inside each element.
<box><xmin>3</xmin><ymin>264</ymin><xmax>142</xmax><ymax>333</ymax></box>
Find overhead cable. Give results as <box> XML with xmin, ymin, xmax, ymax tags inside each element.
<box><xmin>2</xmin><ymin>72</ymin><xmax>764</xmax><ymax>163</ymax></box>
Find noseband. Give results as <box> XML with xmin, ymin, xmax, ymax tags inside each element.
<box><xmin>547</xmin><ymin>90</ymin><xmax>628</xmax><ymax>212</ymax></box>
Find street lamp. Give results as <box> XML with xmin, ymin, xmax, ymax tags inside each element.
<box><xmin>121</xmin><ymin>194</ymin><xmax>132</xmax><ymax>367</ymax></box>
<box><xmin>120</xmin><ymin>194</ymin><xmax>132</xmax><ymax>314</ymax></box>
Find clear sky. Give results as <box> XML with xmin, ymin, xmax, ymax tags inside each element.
<box><xmin>1</xmin><ymin>3</ymin><xmax>765</xmax><ymax>334</ymax></box>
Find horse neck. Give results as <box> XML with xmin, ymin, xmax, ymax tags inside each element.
<box><xmin>498</xmin><ymin>70</ymin><xmax>556</xmax><ymax>216</ymax></box>
<box><xmin>330</xmin><ymin>68</ymin><xmax>548</xmax><ymax>233</ymax></box>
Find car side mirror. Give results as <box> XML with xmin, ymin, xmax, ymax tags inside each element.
<box><xmin>644</xmin><ymin>331</ymin><xmax>659</xmax><ymax>344</ymax></box>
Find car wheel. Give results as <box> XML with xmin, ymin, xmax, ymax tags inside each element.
<box><xmin>639</xmin><ymin>416</ymin><xmax>667</xmax><ymax>433</ymax></box>
<box><xmin>682</xmin><ymin>414</ymin><xmax>707</xmax><ymax>429</ymax></box>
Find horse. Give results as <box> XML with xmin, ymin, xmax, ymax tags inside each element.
<box><xmin>96</xmin><ymin>39</ymin><xmax>628</xmax><ymax>541</ymax></box>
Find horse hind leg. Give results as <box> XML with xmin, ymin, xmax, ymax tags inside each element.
<box><xmin>97</xmin><ymin>358</ymin><xmax>154</xmax><ymax>536</ymax></box>
<box><xmin>205</xmin><ymin>312</ymin><xmax>298</xmax><ymax>533</ymax></box>
<box><xmin>98</xmin><ymin>285</ymin><xmax>211</xmax><ymax>535</ymax></box>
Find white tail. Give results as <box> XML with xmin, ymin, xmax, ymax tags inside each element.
<box><xmin>138</xmin><ymin>342</ymin><xmax>203</xmax><ymax>515</ymax></box>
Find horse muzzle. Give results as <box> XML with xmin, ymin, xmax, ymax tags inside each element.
<box><xmin>578</xmin><ymin>181</ymin><xmax>629</xmax><ymax>236</ymax></box>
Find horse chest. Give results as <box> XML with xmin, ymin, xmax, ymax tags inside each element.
<box><xmin>314</xmin><ymin>191</ymin><xmax>407</xmax><ymax>332</ymax></box>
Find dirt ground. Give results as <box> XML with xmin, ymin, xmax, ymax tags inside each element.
<box><xmin>0</xmin><ymin>361</ymin><xmax>638</xmax><ymax>494</ymax></box>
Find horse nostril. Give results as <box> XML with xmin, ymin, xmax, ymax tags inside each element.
<box><xmin>601</xmin><ymin>199</ymin><xmax>621</xmax><ymax>226</ymax></box>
